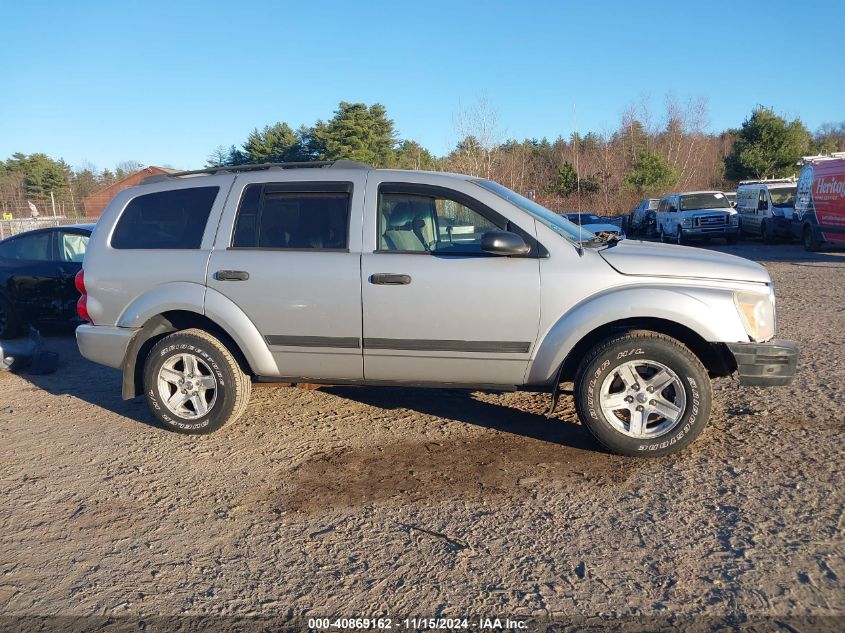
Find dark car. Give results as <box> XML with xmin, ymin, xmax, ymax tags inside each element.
<box><xmin>0</xmin><ymin>224</ymin><xmax>94</xmax><ymax>338</ymax></box>
<box><xmin>628</xmin><ymin>198</ymin><xmax>660</xmax><ymax>236</ymax></box>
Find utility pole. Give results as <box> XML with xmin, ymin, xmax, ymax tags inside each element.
<box><xmin>50</xmin><ymin>191</ymin><xmax>57</xmax><ymax>217</ymax></box>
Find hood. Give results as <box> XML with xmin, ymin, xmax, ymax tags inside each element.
<box><xmin>599</xmin><ymin>240</ymin><xmax>770</xmax><ymax>283</ymax></box>
<box><xmin>690</xmin><ymin>207</ymin><xmax>735</xmax><ymax>215</ymax></box>
<box><xmin>583</xmin><ymin>223</ymin><xmax>623</xmax><ymax>233</ymax></box>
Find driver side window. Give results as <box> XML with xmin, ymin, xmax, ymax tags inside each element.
<box><xmin>378</xmin><ymin>189</ymin><xmax>504</xmax><ymax>254</ymax></box>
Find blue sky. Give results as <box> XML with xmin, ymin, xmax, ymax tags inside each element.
<box><xmin>1</xmin><ymin>0</ymin><xmax>843</xmax><ymax>171</ymax></box>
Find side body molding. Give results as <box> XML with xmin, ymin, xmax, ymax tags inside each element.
<box><xmin>526</xmin><ymin>284</ymin><xmax>750</xmax><ymax>385</ymax></box>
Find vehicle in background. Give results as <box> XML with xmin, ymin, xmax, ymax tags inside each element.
<box><xmin>724</xmin><ymin>192</ymin><xmax>737</xmax><ymax>207</ymax></box>
<box><xmin>792</xmin><ymin>154</ymin><xmax>845</xmax><ymax>251</ymax></box>
<box><xmin>0</xmin><ymin>224</ymin><xmax>94</xmax><ymax>338</ymax></box>
<box><xmin>562</xmin><ymin>212</ymin><xmax>625</xmax><ymax>239</ymax></box>
<box><xmin>655</xmin><ymin>192</ymin><xmax>739</xmax><ymax>245</ymax></box>
<box><xmin>735</xmin><ymin>179</ymin><xmax>797</xmax><ymax>244</ymax></box>
<box><xmin>628</xmin><ymin>198</ymin><xmax>660</xmax><ymax>236</ymax></box>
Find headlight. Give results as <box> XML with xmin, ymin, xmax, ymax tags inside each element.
<box><xmin>682</xmin><ymin>217</ymin><xmax>691</xmax><ymax>226</ymax></box>
<box><xmin>729</xmin><ymin>213</ymin><xmax>739</xmax><ymax>225</ymax></box>
<box><xmin>734</xmin><ymin>289</ymin><xmax>775</xmax><ymax>342</ymax></box>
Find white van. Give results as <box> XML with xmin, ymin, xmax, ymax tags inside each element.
<box><xmin>735</xmin><ymin>179</ymin><xmax>797</xmax><ymax>244</ymax></box>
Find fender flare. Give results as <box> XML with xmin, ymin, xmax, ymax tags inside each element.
<box><xmin>117</xmin><ymin>283</ymin><xmax>278</xmax><ymax>398</ymax></box>
<box><xmin>525</xmin><ymin>284</ymin><xmax>749</xmax><ymax>385</ymax></box>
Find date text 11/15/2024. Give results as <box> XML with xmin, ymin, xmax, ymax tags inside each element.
<box><xmin>307</xmin><ymin>617</ymin><xmax>528</xmax><ymax>630</ymax></box>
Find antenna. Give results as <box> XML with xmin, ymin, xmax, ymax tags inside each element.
<box><xmin>574</xmin><ymin>104</ymin><xmax>584</xmax><ymax>256</ymax></box>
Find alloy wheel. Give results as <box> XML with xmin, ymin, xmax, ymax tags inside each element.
<box><xmin>598</xmin><ymin>359</ymin><xmax>687</xmax><ymax>439</ymax></box>
<box><xmin>156</xmin><ymin>353</ymin><xmax>218</xmax><ymax>419</ymax></box>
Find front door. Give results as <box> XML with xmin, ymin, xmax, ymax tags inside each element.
<box><xmin>360</xmin><ymin>179</ymin><xmax>541</xmax><ymax>386</ymax></box>
<box><xmin>207</xmin><ymin>174</ymin><xmax>366</xmax><ymax>380</ymax></box>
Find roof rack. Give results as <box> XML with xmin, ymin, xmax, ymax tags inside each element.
<box><xmin>738</xmin><ymin>176</ymin><xmax>797</xmax><ymax>185</ymax></box>
<box><xmin>799</xmin><ymin>152</ymin><xmax>845</xmax><ymax>165</ymax></box>
<box><xmin>141</xmin><ymin>159</ymin><xmax>370</xmax><ymax>184</ymax></box>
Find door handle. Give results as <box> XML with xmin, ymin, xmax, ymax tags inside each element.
<box><xmin>370</xmin><ymin>273</ymin><xmax>411</xmax><ymax>285</ymax></box>
<box><xmin>215</xmin><ymin>270</ymin><xmax>250</xmax><ymax>281</ymax></box>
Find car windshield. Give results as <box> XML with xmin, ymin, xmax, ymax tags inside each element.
<box><xmin>647</xmin><ymin>199</ymin><xmax>660</xmax><ymax>209</ymax></box>
<box><xmin>565</xmin><ymin>213</ymin><xmax>603</xmax><ymax>224</ymax></box>
<box><xmin>679</xmin><ymin>193</ymin><xmax>732</xmax><ymax>210</ymax></box>
<box><xmin>474</xmin><ymin>179</ymin><xmax>596</xmax><ymax>243</ymax></box>
<box><xmin>769</xmin><ymin>186</ymin><xmax>797</xmax><ymax>207</ymax></box>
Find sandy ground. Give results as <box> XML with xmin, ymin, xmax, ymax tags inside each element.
<box><xmin>1</xmin><ymin>242</ymin><xmax>843</xmax><ymax>631</ymax></box>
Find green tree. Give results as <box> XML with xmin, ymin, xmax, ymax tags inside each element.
<box><xmin>243</xmin><ymin>122</ymin><xmax>303</xmax><ymax>163</ymax></box>
<box><xmin>553</xmin><ymin>162</ymin><xmax>579</xmax><ymax>196</ymax></box>
<box><xmin>725</xmin><ymin>107</ymin><xmax>811</xmax><ymax>180</ymax></box>
<box><xmin>623</xmin><ymin>150</ymin><xmax>679</xmax><ymax>194</ymax></box>
<box><xmin>310</xmin><ymin>102</ymin><xmax>397</xmax><ymax>166</ymax></box>
<box><xmin>3</xmin><ymin>153</ymin><xmax>70</xmax><ymax>199</ymax></box>
<box><xmin>392</xmin><ymin>140</ymin><xmax>436</xmax><ymax>170</ymax></box>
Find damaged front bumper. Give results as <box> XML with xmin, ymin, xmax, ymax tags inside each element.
<box><xmin>726</xmin><ymin>339</ymin><xmax>799</xmax><ymax>387</ymax></box>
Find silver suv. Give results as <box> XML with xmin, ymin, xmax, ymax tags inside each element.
<box><xmin>76</xmin><ymin>161</ymin><xmax>798</xmax><ymax>456</ymax></box>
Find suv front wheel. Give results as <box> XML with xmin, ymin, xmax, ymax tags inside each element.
<box><xmin>143</xmin><ymin>328</ymin><xmax>252</xmax><ymax>434</ymax></box>
<box><xmin>574</xmin><ymin>331</ymin><xmax>712</xmax><ymax>456</ymax></box>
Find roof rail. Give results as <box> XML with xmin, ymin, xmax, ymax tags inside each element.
<box><xmin>141</xmin><ymin>159</ymin><xmax>370</xmax><ymax>184</ymax></box>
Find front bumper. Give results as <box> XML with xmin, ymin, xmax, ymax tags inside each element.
<box><xmin>682</xmin><ymin>226</ymin><xmax>739</xmax><ymax>237</ymax></box>
<box><xmin>726</xmin><ymin>339</ymin><xmax>799</xmax><ymax>386</ymax></box>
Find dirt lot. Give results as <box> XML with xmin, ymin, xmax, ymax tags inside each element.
<box><xmin>1</xmin><ymin>242</ymin><xmax>843</xmax><ymax>630</ymax></box>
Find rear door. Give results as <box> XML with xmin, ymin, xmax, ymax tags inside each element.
<box><xmin>206</xmin><ymin>171</ymin><xmax>367</xmax><ymax>380</ymax></box>
<box><xmin>0</xmin><ymin>230</ymin><xmax>62</xmax><ymax>323</ymax></box>
<box><xmin>360</xmin><ymin>175</ymin><xmax>541</xmax><ymax>386</ymax></box>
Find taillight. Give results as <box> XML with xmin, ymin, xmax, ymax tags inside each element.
<box><xmin>75</xmin><ymin>269</ymin><xmax>91</xmax><ymax>323</ymax></box>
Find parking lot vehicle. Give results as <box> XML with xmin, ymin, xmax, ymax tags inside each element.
<box><xmin>562</xmin><ymin>212</ymin><xmax>625</xmax><ymax>239</ymax></box>
<box><xmin>792</xmin><ymin>154</ymin><xmax>845</xmax><ymax>251</ymax></box>
<box><xmin>656</xmin><ymin>191</ymin><xmax>739</xmax><ymax>245</ymax></box>
<box><xmin>0</xmin><ymin>224</ymin><xmax>94</xmax><ymax>338</ymax></box>
<box><xmin>628</xmin><ymin>198</ymin><xmax>660</xmax><ymax>236</ymax></box>
<box><xmin>76</xmin><ymin>162</ymin><xmax>797</xmax><ymax>456</ymax></box>
<box><xmin>735</xmin><ymin>179</ymin><xmax>796</xmax><ymax>243</ymax></box>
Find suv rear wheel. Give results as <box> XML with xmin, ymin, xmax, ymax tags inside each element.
<box><xmin>143</xmin><ymin>328</ymin><xmax>251</xmax><ymax>434</ymax></box>
<box><xmin>574</xmin><ymin>331</ymin><xmax>712</xmax><ymax>456</ymax></box>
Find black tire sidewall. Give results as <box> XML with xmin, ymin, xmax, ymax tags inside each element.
<box><xmin>576</xmin><ymin>337</ymin><xmax>712</xmax><ymax>456</ymax></box>
<box><xmin>143</xmin><ymin>333</ymin><xmax>238</xmax><ymax>434</ymax></box>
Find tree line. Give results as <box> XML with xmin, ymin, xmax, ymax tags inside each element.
<box><xmin>2</xmin><ymin>99</ymin><xmax>843</xmax><ymax>218</ymax></box>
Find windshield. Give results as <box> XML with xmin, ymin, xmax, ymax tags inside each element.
<box><xmin>565</xmin><ymin>213</ymin><xmax>603</xmax><ymax>224</ymax></box>
<box><xmin>647</xmin><ymin>199</ymin><xmax>660</xmax><ymax>209</ymax></box>
<box><xmin>679</xmin><ymin>192</ymin><xmax>732</xmax><ymax>210</ymax></box>
<box><xmin>769</xmin><ymin>186</ymin><xmax>797</xmax><ymax>207</ymax></box>
<box><xmin>474</xmin><ymin>179</ymin><xmax>596</xmax><ymax>242</ymax></box>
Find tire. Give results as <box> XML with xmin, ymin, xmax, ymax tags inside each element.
<box><xmin>142</xmin><ymin>328</ymin><xmax>251</xmax><ymax>434</ymax></box>
<box><xmin>660</xmin><ymin>227</ymin><xmax>667</xmax><ymax>243</ymax></box>
<box><xmin>803</xmin><ymin>225</ymin><xmax>821</xmax><ymax>252</ymax></box>
<box><xmin>573</xmin><ymin>330</ymin><xmax>713</xmax><ymax>457</ymax></box>
<box><xmin>676</xmin><ymin>228</ymin><xmax>685</xmax><ymax>245</ymax></box>
<box><xmin>0</xmin><ymin>295</ymin><xmax>21</xmax><ymax>340</ymax></box>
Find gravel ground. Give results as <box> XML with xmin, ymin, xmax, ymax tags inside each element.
<box><xmin>1</xmin><ymin>242</ymin><xmax>843</xmax><ymax>631</ymax></box>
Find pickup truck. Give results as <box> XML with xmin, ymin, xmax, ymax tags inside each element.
<box><xmin>75</xmin><ymin>161</ymin><xmax>798</xmax><ymax>456</ymax></box>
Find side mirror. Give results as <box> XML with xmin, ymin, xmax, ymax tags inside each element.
<box><xmin>481</xmin><ymin>230</ymin><xmax>530</xmax><ymax>256</ymax></box>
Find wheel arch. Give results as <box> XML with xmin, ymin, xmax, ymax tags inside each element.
<box><xmin>120</xmin><ymin>304</ymin><xmax>277</xmax><ymax>399</ymax></box>
<box><xmin>526</xmin><ymin>285</ymin><xmax>747</xmax><ymax>386</ymax></box>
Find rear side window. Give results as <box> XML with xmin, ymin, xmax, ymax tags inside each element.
<box><xmin>0</xmin><ymin>232</ymin><xmax>52</xmax><ymax>261</ymax></box>
<box><xmin>231</xmin><ymin>182</ymin><xmax>351</xmax><ymax>250</ymax></box>
<box><xmin>111</xmin><ymin>187</ymin><xmax>219</xmax><ymax>249</ymax></box>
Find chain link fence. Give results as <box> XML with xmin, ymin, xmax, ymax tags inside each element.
<box><xmin>0</xmin><ymin>217</ymin><xmax>86</xmax><ymax>241</ymax></box>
